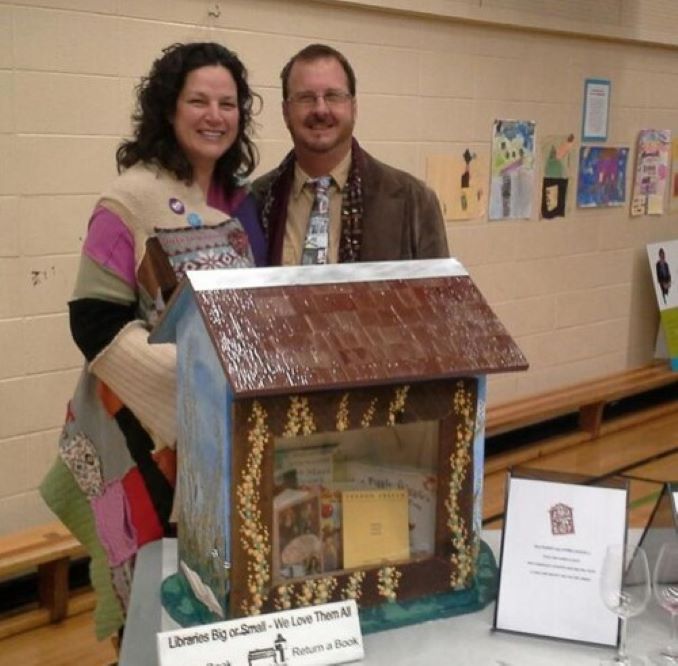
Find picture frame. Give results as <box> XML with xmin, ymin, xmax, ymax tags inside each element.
<box><xmin>582</xmin><ymin>78</ymin><xmax>611</xmax><ymax>142</ymax></box>
<box><xmin>494</xmin><ymin>468</ymin><xmax>628</xmax><ymax>647</ymax></box>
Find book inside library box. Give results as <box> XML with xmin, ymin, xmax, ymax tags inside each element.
<box><xmin>273</xmin><ymin>424</ymin><xmax>439</xmax><ymax>580</ymax></box>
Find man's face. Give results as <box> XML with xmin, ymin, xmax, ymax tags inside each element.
<box><xmin>282</xmin><ymin>57</ymin><xmax>356</xmax><ymax>160</ymax></box>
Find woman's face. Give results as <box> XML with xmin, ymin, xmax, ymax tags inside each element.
<box><xmin>172</xmin><ymin>65</ymin><xmax>239</xmax><ymax>176</ymax></box>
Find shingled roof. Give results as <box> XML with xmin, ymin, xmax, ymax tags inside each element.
<box><xmin>152</xmin><ymin>258</ymin><xmax>528</xmax><ymax>397</ymax></box>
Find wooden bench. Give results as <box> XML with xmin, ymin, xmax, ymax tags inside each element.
<box><xmin>0</xmin><ymin>522</ymin><xmax>92</xmax><ymax>639</ymax></box>
<box><xmin>486</xmin><ymin>361</ymin><xmax>678</xmax><ymax>438</ymax></box>
<box><xmin>484</xmin><ymin>360</ymin><xmax>678</xmax><ymax>475</ymax></box>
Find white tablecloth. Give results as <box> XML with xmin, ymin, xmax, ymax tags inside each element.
<box><xmin>119</xmin><ymin>533</ymin><xmax>669</xmax><ymax>665</ymax></box>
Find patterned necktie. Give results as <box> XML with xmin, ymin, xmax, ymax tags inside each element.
<box><xmin>301</xmin><ymin>176</ymin><xmax>331</xmax><ymax>265</ymax></box>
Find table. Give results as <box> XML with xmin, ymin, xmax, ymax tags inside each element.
<box><xmin>119</xmin><ymin>534</ymin><xmax>669</xmax><ymax>665</ymax></box>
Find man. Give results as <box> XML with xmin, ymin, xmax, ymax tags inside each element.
<box><xmin>253</xmin><ymin>43</ymin><xmax>449</xmax><ymax>265</ymax></box>
<box><xmin>656</xmin><ymin>247</ymin><xmax>671</xmax><ymax>304</ymax></box>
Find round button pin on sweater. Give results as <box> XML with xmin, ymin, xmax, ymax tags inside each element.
<box><xmin>169</xmin><ymin>198</ymin><xmax>185</xmax><ymax>214</ymax></box>
<box><xmin>187</xmin><ymin>212</ymin><xmax>203</xmax><ymax>228</ymax></box>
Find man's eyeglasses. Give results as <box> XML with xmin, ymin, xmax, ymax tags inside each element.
<box><xmin>287</xmin><ymin>90</ymin><xmax>353</xmax><ymax>108</ymax></box>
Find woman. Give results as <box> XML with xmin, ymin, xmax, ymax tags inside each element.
<box><xmin>40</xmin><ymin>42</ymin><xmax>265</xmax><ymax>640</ymax></box>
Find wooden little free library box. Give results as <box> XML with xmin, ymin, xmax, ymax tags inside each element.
<box><xmin>151</xmin><ymin>258</ymin><xmax>527</xmax><ymax>619</ymax></box>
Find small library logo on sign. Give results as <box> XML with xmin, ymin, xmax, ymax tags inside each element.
<box><xmin>247</xmin><ymin>633</ymin><xmax>287</xmax><ymax>664</ymax></box>
<box><xmin>549</xmin><ymin>503</ymin><xmax>575</xmax><ymax>536</ymax></box>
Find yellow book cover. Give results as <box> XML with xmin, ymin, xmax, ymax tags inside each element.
<box><xmin>342</xmin><ymin>489</ymin><xmax>410</xmax><ymax>569</ymax></box>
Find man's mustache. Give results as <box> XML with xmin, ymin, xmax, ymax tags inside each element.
<box><xmin>304</xmin><ymin>114</ymin><xmax>335</xmax><ymax>128</ymax></box>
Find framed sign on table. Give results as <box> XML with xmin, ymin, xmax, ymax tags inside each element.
<box><xmin>494</xmin><ymin>468</ymin><xmax>628</xmax><ymax>647</ymax></box>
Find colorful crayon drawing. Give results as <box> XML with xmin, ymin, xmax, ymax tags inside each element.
<box><xmin>576</xmin><ymin>146</ymin><xmax>629</xmax><ymax>208</ymax></box>
<box><xmin>540</xmin><ymin>134</ymin><xmax>576</xmax><ymax>219</ymax></box>
<box><xmin>489</xmin><ymin>120</ymin><xmax>536</xmax><ymax>220</ymax></box>
<box><xmin>425</xmin><ymin>149</ymin><xmax>488</xmax><ymax>221</ymax></box>
<box><xmin>630</xmin><ymin>129</ymin><xmax>671</xmax><ymax>216</ymax></box>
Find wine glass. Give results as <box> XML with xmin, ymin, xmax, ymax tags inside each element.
<box><xmin>600</xmin><ymin>544</ymin><xmax>651</xmax><ymax>666</ymax></box>
<box><xmin>651</xmin><ymin>541</ymin><xmax>678</xmax><ymax>664</ymax></box>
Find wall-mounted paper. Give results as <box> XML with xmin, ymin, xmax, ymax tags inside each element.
<box><xmin>630</xmin><ymin>129</ymin><xmax>671</xmax><ymax>216</ymax></box>
<box><xmin>540</xmin><ymin>134</ymin><xmax>576</xmax><ymax>219</ymax></box>
<box><xmin>426</xmin><ymin>150</ymin><xmax>488</xmax><ymax>221</ymax></box>
<box><xmin>489</xmin><ymin>119</ymin><xmax>536</xmax><ymax>220</ymax></box>
<box><xmin>576</xmin><ymin>146</ymin><xmax>629</xmax><ymax>208</ymax></box>
<box><xmin>670</xmin><ymin>138</ymin><xmax>678</xmax><ymax>213</ymax></box>
<box><xmin>582</xmin><ymin>79</ymin><xmax>610</xmax><ymax>142</ymax></box>
<box><xmin>647</xmin><ymin>240</ymin><xmax>678</xmax><ymax>370</ymax></box>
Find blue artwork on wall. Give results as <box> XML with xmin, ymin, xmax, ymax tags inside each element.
<box><xmin>576</xmin><ymin>146</ymin><xmax>629</xmax><ymax>208</ymax></box>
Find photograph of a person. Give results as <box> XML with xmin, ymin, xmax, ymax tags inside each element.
<box><xmin>8</xmin><ymin>2</ymin><xmax>678</xmax><ymax>664</ymax></box>
<box><xmin>647</xmin><ymin>241</ymin><xmax>678</xmax><ymax>311</ymax></box>
<box><xmin>656</xmin><ymin>247</ymin><xmax>672</xmax><ymax>304</ymax></box>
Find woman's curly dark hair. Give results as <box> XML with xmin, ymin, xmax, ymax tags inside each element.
<box><xmin>117</xmin><ymin>42</ymin><xmax>259</xmax><ymax>192</ymax></box>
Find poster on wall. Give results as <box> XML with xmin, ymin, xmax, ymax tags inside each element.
<box><xmin>540</xmin><ymin>134</ymin><xmax>576</xmax><ymax>219</ymax></box>
<box><xmin>630</xmin><ymin>129</ymin><xmax>671</xmax><ymax>216</ymax></box>
<box><xmin>647</xmin><ymin>240</ymin><xmax>678</xmax><ymax>370</ymax></box>
<box><xmin>425</xmin><ymin>150</ymin><xmax>488</xmax><ymax>221</ymax></box>
<box><xmin>669</xmin><ymin>138</ymin><xmax>678</xmax><ymax>213</ymax></box>
<box><xmin>576</xmin><ymin>146</ymin><xmax>629</xmax><ymax>208</ymax></box>
<box><xmin>489</xmin><ymin>120</ymin><xmax>536</xmax><ymax>220</ymax></box>
<box><xmin>581</xmin><ymin>78</ymin><xmax>611</xmax><ymax>142</ymax></box>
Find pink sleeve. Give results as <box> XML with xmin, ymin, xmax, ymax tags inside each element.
<box><xmin>83</xmin><ymin>206</ymin><xmax>137</xmax><ymax>288</ymax></box>
<box><xmin>90</xmin><ymin>480</ymin><xmax>138</xmax><ymax>567</ymax></box>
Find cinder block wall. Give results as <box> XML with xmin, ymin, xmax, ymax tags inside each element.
<box><xmin>1</xmin><ymin>0</ymin><xmax>677</xmax><ymax>533</ymax></box>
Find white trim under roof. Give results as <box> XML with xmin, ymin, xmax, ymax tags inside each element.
<box><xmin>187</xmin><ymin>257</ymin><xmax>468</xmax><ymax>292</ymax></box>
